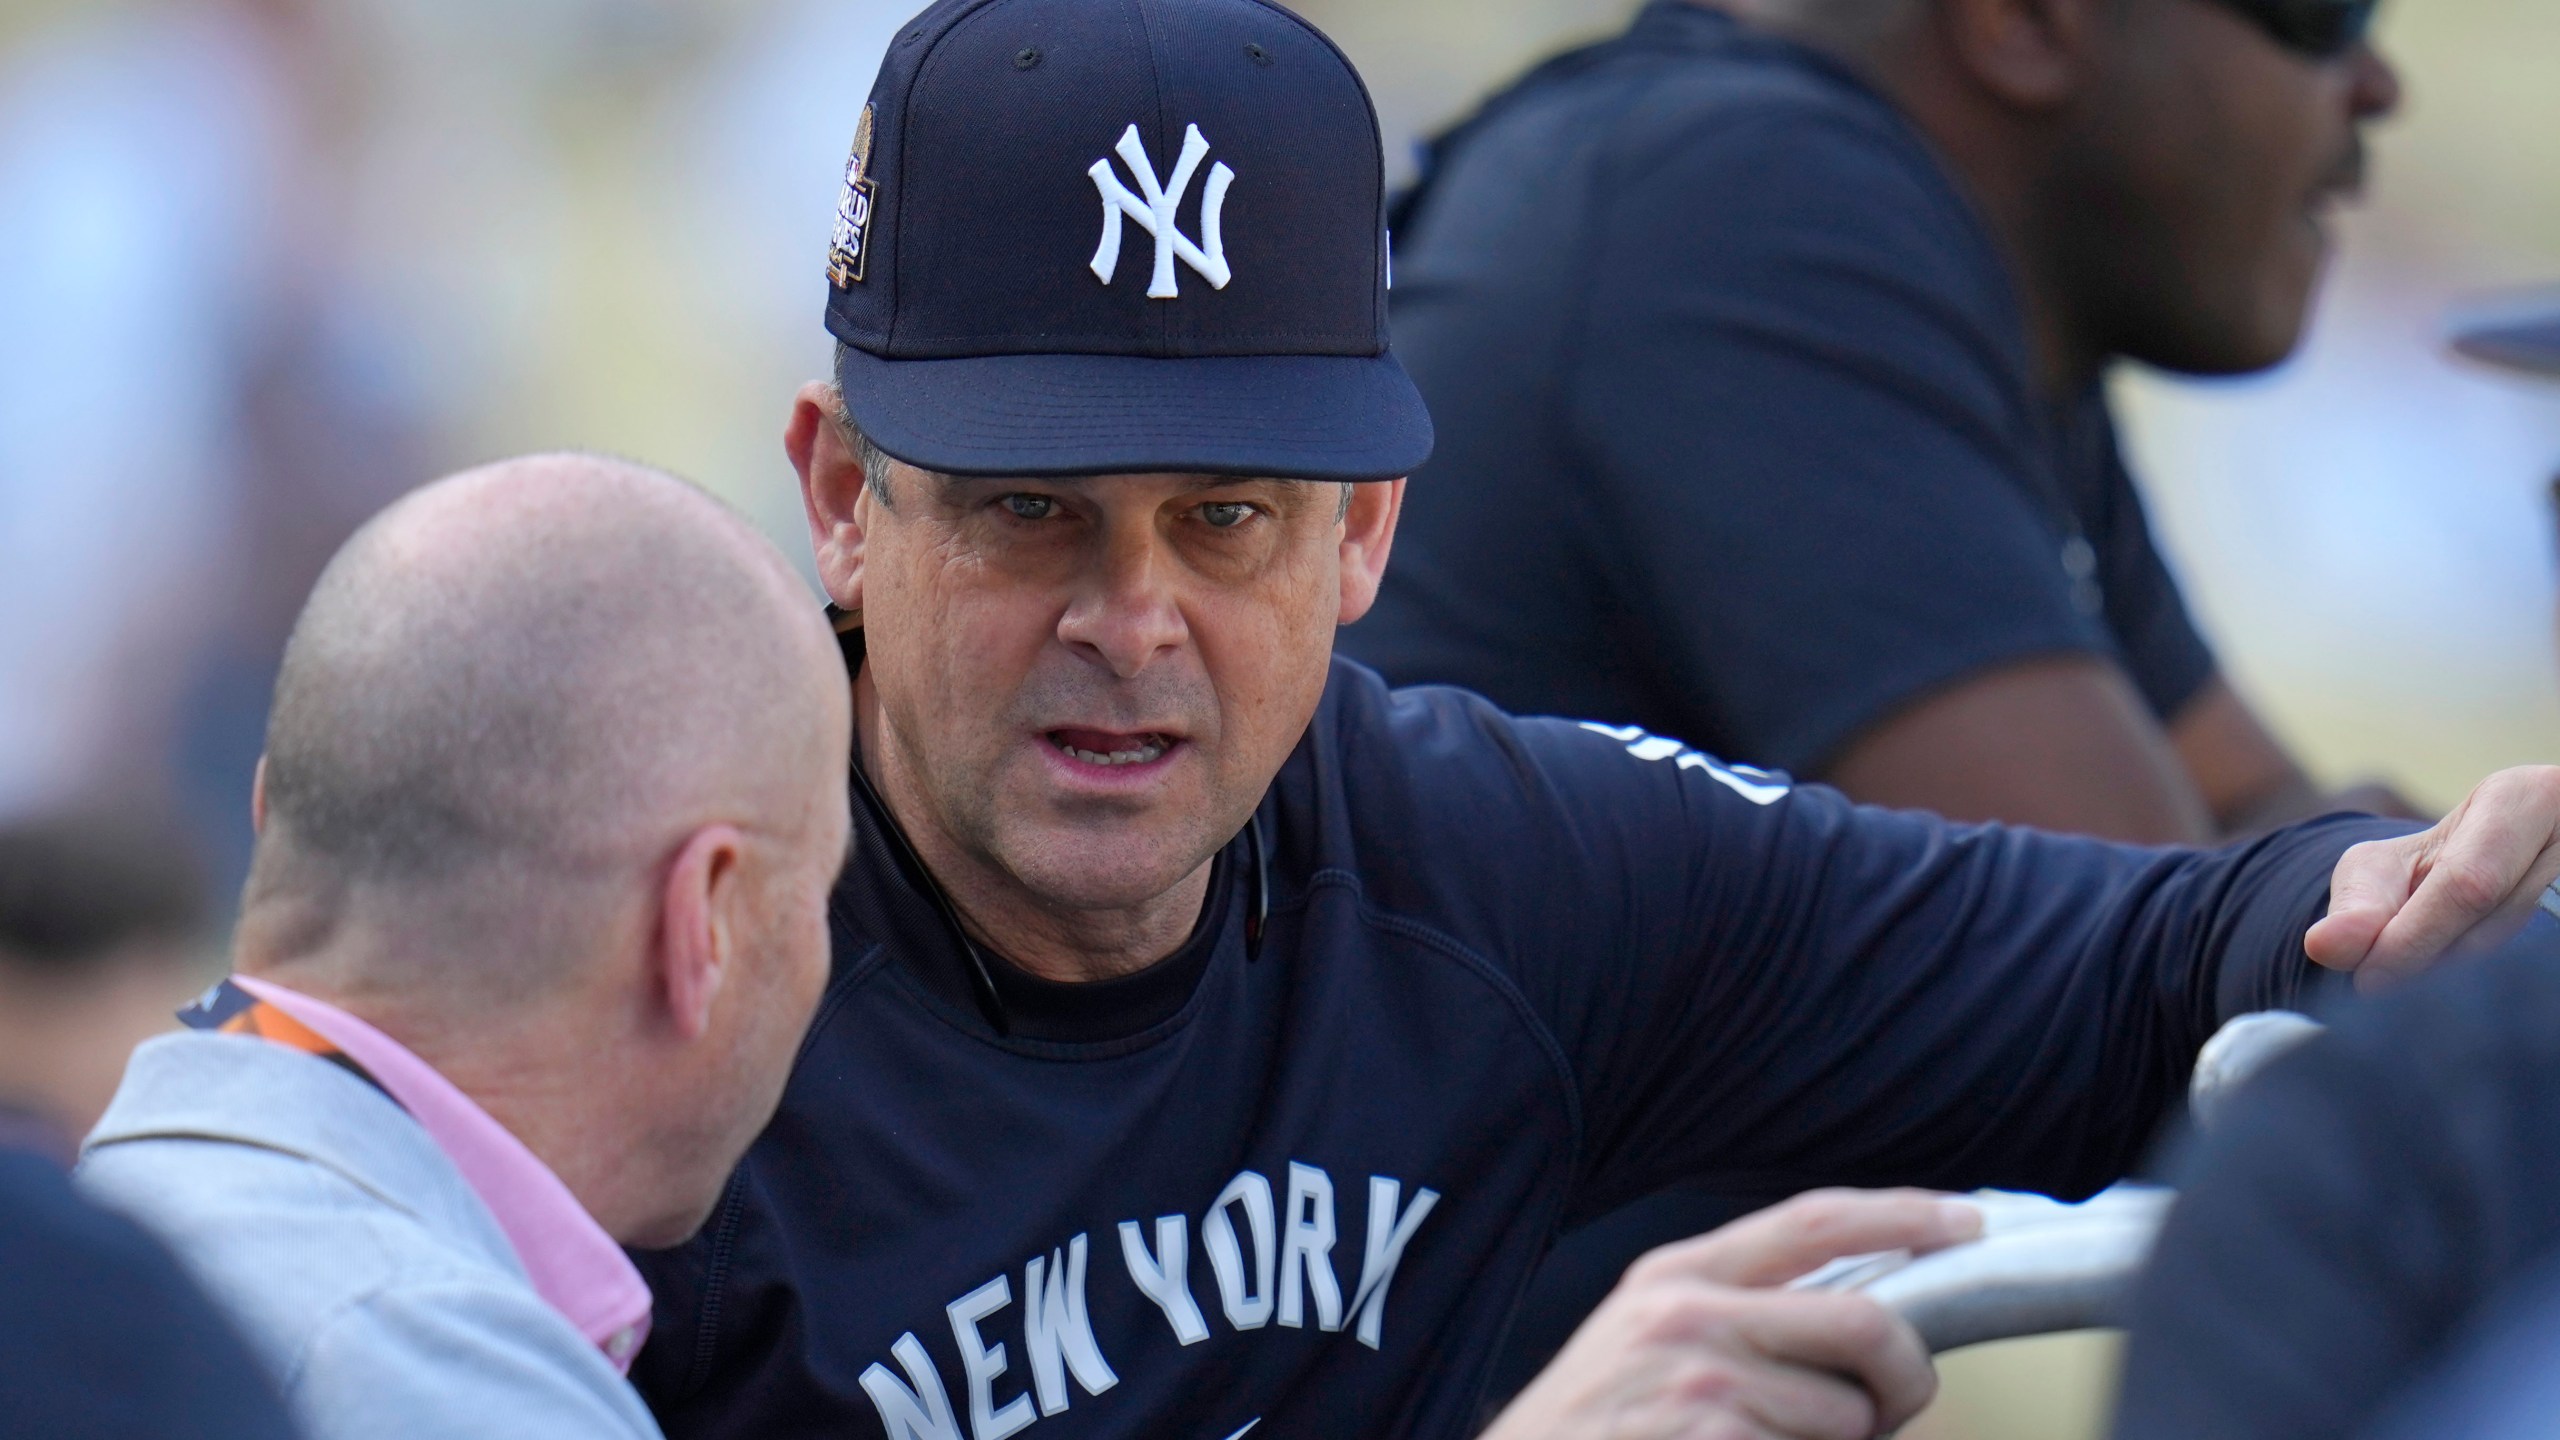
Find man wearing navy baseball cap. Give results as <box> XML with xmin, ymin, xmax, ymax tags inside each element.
<box><xmin>823</xmin><ymin>0</ymin><xmax>1429</xmax><ymax>480</ymax></box>
<box><xmin>628</xmin><ymin>1</ymin><xmax>2560</xmax><ymax>1437</ymax></box>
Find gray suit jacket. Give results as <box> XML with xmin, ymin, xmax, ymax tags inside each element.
<box><xmin>79</xmin><ymin>1032</ymin><xmax>663</xmax><ymax>1440</ymax></box>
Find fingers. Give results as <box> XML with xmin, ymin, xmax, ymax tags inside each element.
<box><xmin>1486</xmin><ymin>1272</ymin><xmax>1935</xmax><ymax>1440</ymax></box>
<box><xmin>2365</xmin><ymin>793</ymin><xmax>2560</xmax><ymax>985</ymax></box>
<box><xmin>1729</xmin><ymin>1353</ymin><xmax>1881</xmax><ymax>1440</ymax></box>
<box><xmin>2304</xmin><ymin>832</ymin><xmax>2422</xmax><ymax>975</ymax></box>
<box><xmin>1729</xmin><ymin>1289</ymin><xmax>1939</xmax><ymax>1433</ymax></box>
<box><xmin>2316</xmin><ymin>769</ymin><xmax>2560</xmax><ymax>990</ymax></box>
<box><xmin>1485</xmin><ymin>1190</ymin><xmax>1961</xmax><ymax>1440</ymax></box>
<box><xmin>1637</xmin><ymin>1188</ymin><xmax>1982</xmax><ymax>1290</ymax></box>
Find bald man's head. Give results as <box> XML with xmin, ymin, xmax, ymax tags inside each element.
<box><xmin>245</xmin><ymin>453</ymin><xmax>847</xmax><ymax>1000</ymax></box>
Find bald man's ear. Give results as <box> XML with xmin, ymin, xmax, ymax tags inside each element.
<box><xmin>1334</xmin><ymin>478</ymin><xmax>1405</xmax><ymax>627</ymax></box>
<box><xmin>1936</xmin><ymin>0</ymin><xmax>2099</xmax><ymax>110</ymax></box>
<box><xmin>657</xmin><ymin>824</ymin><xmax>747</xmax><ymax>1042</ymax></box>
<box><xmin>251</xmin><ymin>755</ymin><xmax>269</xmax><ymax>834</ymax></box>
<box><xmin>786</xmin><ymin>382</ymin><xmax>872</xmax><ymax>614</ymax></box>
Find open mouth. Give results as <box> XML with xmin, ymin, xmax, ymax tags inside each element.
<box><xmin>2308</xmin><ymin>147</ymin><xmax>2366</xmax><ymax>222</ymax></box>
<box><xmin>1047</xmin><ymin>728</ymin><xmax>1177</xmax><ymax>768</ymax></box>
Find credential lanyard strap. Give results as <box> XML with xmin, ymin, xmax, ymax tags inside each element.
<box><xmin>177</xmin><ymin>979</ymin><xmax>401</xmax><ymax>1107</ymax></box>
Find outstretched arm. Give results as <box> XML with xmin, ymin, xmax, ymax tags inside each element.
<box><xmin>1460</xmin><ymin>697</ymin><xmax>2559</xmax><ymax>1215</ymax></box>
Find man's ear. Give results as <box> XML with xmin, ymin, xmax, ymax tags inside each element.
<box><xmin>787</xmin><ymin>381</ymin><xmax>873</xmax><ymax>614</ymax></box>
<box><xmin>250</xmin><ymin>755</ymin><xmax>269</xmax><ymax>835</ymax></box>
<box><xmin>1335</xmin><ymin>478</ymin><xmax>1406</xmax><ymax>626</ymax></box>
<box><xmin>657</xmin><ymin>824</ymin><xmax>747</xmax><ymax>1042</ymax></box>
<box><xmin>1936</xmin><ymin>0</ymin><xmax>2101</xmax><ymax>110</ymax></box>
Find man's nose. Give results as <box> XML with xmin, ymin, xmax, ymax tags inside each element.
<box><xmin>1055</xmin><ymin>528</ymin><xmax>1188</xmax><ymax>678</ymax></box>
<box><xmin>2346</xmin><ymin>40</ymin><xmax>2402</xmax><ymax>123</ymax></box>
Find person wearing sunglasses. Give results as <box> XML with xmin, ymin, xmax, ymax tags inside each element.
<box><xmin>1344</xmin><ymin>0</ymin><xmax>2406</xmax><ymax>1397</ymax></box>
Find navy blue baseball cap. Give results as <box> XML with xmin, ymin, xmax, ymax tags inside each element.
<box><xmin>822</xmin><ymin>0</ymin><xmax>1432</xmax><ymax>480</ymax></box>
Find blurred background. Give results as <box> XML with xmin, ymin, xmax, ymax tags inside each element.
<box><xmin>3</xmin><ymin>0</ymin><xmax>2555</xmax><ymax>1432</ymax></box>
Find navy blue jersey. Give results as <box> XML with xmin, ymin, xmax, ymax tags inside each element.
<box><xmin>632</xmin><ymin>656</ymin><xmax>2399</xmax><ymax>1439</ymax></box>
<box><xmin>1342</xmin><ymin>0</ymin><xmax>2215</xmax><ymax>777</ymax></box>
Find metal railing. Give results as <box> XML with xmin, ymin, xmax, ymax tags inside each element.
<box><xmin>1793</xmin><ymin>1011</ymin><xmax>2325</xmax><ymax>1354</ymax></box>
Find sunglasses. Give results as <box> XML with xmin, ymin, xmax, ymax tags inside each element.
<box><xmin>2209</xmin><ymin>0</ymin><xmax>2381</xmax><ymax>59</ymax></box>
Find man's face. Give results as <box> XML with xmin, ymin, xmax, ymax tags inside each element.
<box><xmin>835</xmin><ymin>445</ymin><xmax>1383</xmax><ymax>921</ymax></box>
<box><xmin>2072</xmin><ymin>0</ymin><xmax>2400</xmax><ymax>374</ymax></box>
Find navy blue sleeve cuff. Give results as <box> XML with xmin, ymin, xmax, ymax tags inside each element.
<box><xmin>2214</xmin><ymin>814</ymin><xmax>2429</xmax><ymax>1025</ymax></box>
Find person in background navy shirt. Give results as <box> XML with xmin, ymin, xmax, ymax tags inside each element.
<box><xmin>2116</xmin><ymin>916</ymin><xmax>2560</xmax><ymax>1440</ymax></box>
<box><xmin>1350</xmin><ymin>0</ymin><xmax>2413</xmax><ymax>844</ymax></box>
<box><xmin>1344</xmin><ymin>0</ymin><xmax>2419</xmax><ymax>1387</ymax></box>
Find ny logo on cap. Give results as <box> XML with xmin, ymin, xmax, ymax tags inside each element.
<box><xmin>1088</xmin><ymin>123</ymin><xmax>1233</xmax><ymax>299</ymax></box>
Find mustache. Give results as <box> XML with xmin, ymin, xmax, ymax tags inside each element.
<box><xmin>1007</xmin><ymin>651</ymin><xmax>1216</xmax><ymax>736</ymax></box>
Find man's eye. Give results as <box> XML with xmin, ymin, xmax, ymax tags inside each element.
<box><xmin>1198</xmin><ymin>501</ymin><xmax>1254</xmax><ymax>529</ymax></box>
<box><xmin>1000</xmin><ymin>494</ymin><xmax>1057</xmax><ymax>520</ymax></box>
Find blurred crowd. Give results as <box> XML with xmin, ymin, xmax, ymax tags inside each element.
<box><xmin>0</xmin><ymin>0</ymin><xmax>921</xmax><ymax>895</ymax></box>
<box><xmin>3</xmin><ymin>1</ymin><xmax>2559</xmax><ymax>1438</ymax></box>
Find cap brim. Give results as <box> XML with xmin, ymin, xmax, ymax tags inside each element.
<box><xmin>2450</xmin><ymin>295</ymin><xmax>2560</xmax><ymax>378</ymax></box>
<box><xmin>834</xmin><ymin>345</ymin><xmax>1434</xmax><ymax>481</ymax></box>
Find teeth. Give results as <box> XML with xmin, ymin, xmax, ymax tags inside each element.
<box><xmin>1054</xmin><ymin>735</ymin><xmax>1168</xmax><ymax>767</ymax></box>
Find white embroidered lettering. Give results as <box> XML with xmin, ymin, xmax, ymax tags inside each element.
<box><xmin>1277</xmin><ymin>1161</ymin><xmax>1343</xmax><ymax>1331</ymax></box>
<box><xmin>1200</xmin><ymin>1170</ymin><xmax>1277</xmax><ymax>1330</ymax></box>
<box><xmin>1023</xmin><ymin>1234</ymin><xmax>1118</xmax><ymax>1414</ymax></box>
<box><xmin>1118</xmin><ymin>1216</ymin><xmax>1212</xmax><ymax>1345</ymax></box>
<box><xmin>1088</xmin><ymin>122</ymin><xmax>1234</xmax><ymax>298</ymax></box>
<box><xmin>1348</xmin><ymin>1176</ymin><xmax>1439</xmax><ymax>1350</ymax></box>
<box><xmin>947</xmin><ymin>1278</ymin><xmax>1034</xmax><ymax>1440</ymax></box>
<box><xmin>1578</xmin><ymin>721</ymin><xmax>1790</xmax><ymax>805</ymax></box>
<box><xmin>861</xmin><ymin>1332</ymin><xmax>964</xmax><ymax>1440</ymax></box>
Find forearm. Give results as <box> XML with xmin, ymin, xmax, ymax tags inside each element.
<box><xmin>1819</xmin><ymin>654</ymin><xmax>2216</xmax><ymax>844</ymax></box>
<box><xmin>2169</xmin><ymin>677</ymin><xmax>2432</xmax><ymax>837</ymax></box>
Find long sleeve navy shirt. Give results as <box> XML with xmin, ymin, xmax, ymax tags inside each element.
<box><xmin>632</xmin><ymin>656</ymin><xmax>2403</xmax><ymax>1440</ymax></box>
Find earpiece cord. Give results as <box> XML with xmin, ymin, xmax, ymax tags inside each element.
<box><xmin>1245</xmin><ymin>810</ymin><xmax>1269</xmax><ymax>963</ymax></box>
<box><xmin>834</xmin><ymin>602</ymin><xmax>1272</xmax><ymax>1009</ymax></box>
<box><xmin>845</xmin><ymin>752</ymin><xmax>1014</xmax><ymax>1037</ymax></box>
<box><xmin>848</xmin><ymin>749</ymin><xmax>1275</xmax><ymax>1027</ymax></box>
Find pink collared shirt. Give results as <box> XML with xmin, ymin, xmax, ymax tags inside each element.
<box><xmin>231</xmin><ymin>975</ymin><xmax>654</xmax><ymax>1373</ymax></box>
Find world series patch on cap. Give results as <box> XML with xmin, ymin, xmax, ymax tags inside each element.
<box><xmin>826</xmin><ymin>0</ymin><xmax>1434</xmax><ymax>481</ymax></box>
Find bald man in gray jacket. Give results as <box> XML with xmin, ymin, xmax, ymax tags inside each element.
<box><xmin>80</xmin><ymin>455</ymin><xmax>852</xmax><ymax>1440</ymax></box>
